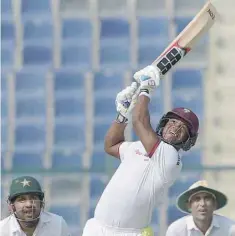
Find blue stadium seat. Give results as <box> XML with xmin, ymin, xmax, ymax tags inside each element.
<box><xmin>61</xmin><ymin>42</ymin><xmax>91</xmax><ymax>68</ymax></box>
<box><xmin>1</xmin><ymin>42</ymin><xmax>14</xmax><ymax>67</ymax></box>
<box><xmin>131</xmin><ymin>130</ymin><xmax>139</xmax><ymax>142</ymax></box>
<box><xmin>16</xmin><ymin>97</ymin><xmax>46</xmax><ymax>117</ymax></box>
<box><xmin>91</xmin><ymin>148</ymin><xmax>120</xmax><ymax>171</ymax></box>
<box><xmin>54</xmin><ymin>69</ymin><xmax>85</xmax><ymax>91</ymax></box>
<box><xmin>148</xmin><ymin>86</ymin><xmax>164</xmax><ymax>116</ymax></box>
<box><xmin>1</xmin><ymin>155</ymin><xmax>5</xmax><ymax>171</ymax></box>
<box><xmin>138</xmin><ymin>41</ymin><xmax>168</xmax><ymax>67</ymax></box>
<box><xmin>1</xmin><ymin>184</ymin><xmax>4</xmax><ymax>201</ymax></box>
<box><xmin>169</xmin><ymin>179</ymin><xmax>197</xmax><ymax>198</ymax></box>
<box><xmin>12</xmin><ymin>152</ymin><xmax>44</xmax><ymax>169</ymax></box>
<box><xmin>54</xmin><ymin>122</ymin><xmax>85</xmax><ymax>148</ymax></box>
<box><xmin>94</xmin><ymin>122</ymin><xmax>110</xmax><ymax>144</ymax></box>
<box><xmin>54</xmin><ymin>69</ymin><xmax>86</xmax><ymax>117</ymax></box>
<box><xmin>1</xmin><ymin>0</ymin><xmax>12</xmax><ymax>15</ymax></box>
<box><xmin>1</xmin><ymin>154</ymin><xmax>6</xmax><ymax>169</ymax></box>
<box><xmin>152</xmin><ymin>209</ymin><xmax>159</xmax><ymax>224</ymax></box>
<box><xmin>93</xmin><ymin>72</ymin><xmax>125</xmax><ymax>118</ymax></box>
<box><xmin>99</xmin><ymin>18</ymin><xmax>130</xmax><ymax>69</ymax></box>
<box><xmin>174</xmin><ymin>0</ymin><xmax>205</xmax><ymax>11</ymax></box>
<box><xmin>1</xmin><ymin>72</ymin><xmax>8</xmax><ymax>141</ymax></box>
<box><xmin>172</xmin><ymin>69</ymin><xmax>203</xmax><ymax>118</ymax></box>
<box><xmin>62</xmin><ymin>18</ymin><xmax>92</xmax><ymax>40</ymax></box>
<box><xmin>49</xmin><ymin>205</ymin><xmax>80</xmax><ymax>225</ymax></box>
<box><xmin>138</xmin><ymin>17</ymin><xmax>168</xmax><ymax>39</ymax></box>
<box><xmin>169</xmin><ymin>172</ymin><xmax>202</xmax><ymax>198</ymax></box>
<box><xmin>181</xmin><ymin>148</ymin><xmax>202</xmax><ymax>169</ymax></box>
<box><xmin>15</xmin><ymin>68</ymin><xmax>46</xmax><ymax>118</ymax></box>
<box><xmin>91</xmin><ymin>149</ymin><xmax>106</xmax><ymax>171</ymax></box>
<box><xmin>1</xmin><ymin>95</ymin><xmax>7</xmax><ymax>119</ymax></box>
<box><xmin>88</xmin><ymin>205</ymin><xmax>96</xmax><ymax>218</ymax></box>
<box><xmin>55</xmin><ymin>97</ymin><xmax>85</xmax><ymax>117</ymax></box>
<box><xmin>15</xmin><ymin>69</ymin><xmax>46</xmax><ymax>92</ymax></box>
<box><xmin>98</xmin><ymin>0</ymin><xmax>126</xmax><ymax>12</ymax></box>
<box><xmin>94</xmin><ymin>97</ymin><xmax>117</xmax><ymax>117</ymax></box>
<box><xmin>172</xmin><ymin>94</ymin><xmax>203</xmax><ymax>119</ymax></box>
<box><xmin>172</xmin><ymin>69</ymin><xmax>202</xmax><ymax>89</ymax></box>
<box><xmin>90</xmin><ymin>175</ymin><xmax>107</xmax><ymax>198</ymax></box>
<box><xmin>100</xmin><ymin>18</ymin><xmax>129</xmax><ymax>39</ymax></box>
<box><xmin>1</xmin><ymin>120</ymin><xmax>7</xmax><ymax>148</ymax></box>
<box><xmin>93</xmin><ymin>71</ymin><xmax>124</xmax><ymax>93</ymax></box>
<box><xmin>1</xmin><ymin>72</ymin><xmax>7</xmax><ymax>93</ymax></box>
<box><xmin>23</xmin><ymin>18</ymin><xmax>53</xmax><ymax>42</ymax></box>
<box><xmin>52</xmin><ymin>151</ymin><xmax>82</xmax><ymax>170</ymax></box>
<box><xmin>174</xmin><ymin>17</ymin><xmax>193</xmax><ymax>35</ymax></box>
<box><xmin>50</xmin><ymin>178</ymin><xmax>82</xmax><ymax>197</ymax></box>
<box><xmin>15</xmin><ymin>124</ymin><xmax>45</xmax><ymax>147</ymax></box>
<box><xmin>70</xmin><ymin>227</ymin><xmax>81</xmax><ymax>236</ymax></box>
<box><xmin>98</xmin><ymin>0</ymin><xmax>128</xmax><ymax>15</ymax></box>
<box><xmin>107</xmin><ymin>153</ymin><xmax>120</xmax><ymax>170</ymax></box>
<box><xmin>100</xmin><ymin>40</ymin><xmax>130</xmax><ymax>69</ymax></box>
<box><xmin>23</xmin><ymin>43</ymin><xmax>52</xmax><ymax>67</ymax></box>
<box><xmin>167</xmin><ymin>205</ymin><xmax>186</xmax><ymax>225</ymax></box>
<box><xmin>1</xmin><ymin>19</ymin><xmax>15</xmax><ymax>41</ymax></box>
<box><xmin>136</xmin><ymin>0</ymin><xmax>165</xmax><ymax>12</ymax></box>
<box><xmin>21</xmin><ymin>0</ymin><xmax>51</xmax><ymax>15</ymax></box>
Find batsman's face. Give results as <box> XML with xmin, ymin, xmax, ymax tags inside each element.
<box><xmin>162</xmin><ymin>119</ymin><xmax>189</xmax><ymax>144</ymax></box>
<box><xmin>13</xmin><ymin>194</ymin><xmax>41</xmax><ymax>220</ymax></box>
<box><xmin>189</xmin><ymin>192</ymin><xmax>216</xmax><ymax>221</ymax></box>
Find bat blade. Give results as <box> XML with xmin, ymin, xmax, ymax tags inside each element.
<box><xmin>153</xmin><ymin>1</ymin><xmax>219</xmax><ymax>76</ymax></box>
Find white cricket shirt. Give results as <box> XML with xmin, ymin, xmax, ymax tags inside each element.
<box><xmin>94</xmin><ymin>141</ymin><xmax>182</xmax><ymax>229</ymax></box>
<box><xmin>0</xmin><ymin>211</ymin><xmax>71</xmax><ymax>236</ymax></box>
<box><xmin>166</xmin><ymin>214</ymin><xmax>235</xmax><ymax>236</ymax></box>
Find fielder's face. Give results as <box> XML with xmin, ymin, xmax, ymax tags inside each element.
<box><xmin>162</xmin><ymin>118</ymin><xmax>189</xmax><ymax>144</ymax></box>
<box><xmin>13</xmin><ymin>194</ymin><xmax>42</xmax><ymax>221</ymax></box>
<box><xmin>189</xmin><ymin>192</ymin><xmax>216</xmax><ymax>221</ymax></box>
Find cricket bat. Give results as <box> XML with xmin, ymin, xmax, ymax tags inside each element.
<box><xmin>153</xmin><ymin>1</ymin><xmax>219</xmax><ymax>76</ymax></box>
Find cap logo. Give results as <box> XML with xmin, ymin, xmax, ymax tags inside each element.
<box><xmin>184</xmin><ymin>108</ymin><xmax>191</xmax><ymax>113</ymax></box>
<box><xmin>189</xmin><ymin>180</ymin><xmax>208</xmax><ymax>189</ymax></box>
<box><xmin>198</xmin><ymin>180</ymin><xmax>208</xmax><ymax>187</ymax></box>
<box><xmin>20</xmin><ymin>179</ymin><xmax>31</xmax><ymax>188</ymax></box>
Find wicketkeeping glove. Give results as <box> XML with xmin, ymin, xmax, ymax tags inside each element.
<box><xmin>115</xmin><ymin>82</ymin><xmax>139</xmax><ymax>123</ymax></box>
<box><xmin>133</xmin><ymin>65</ymin><xmax>161</xmax><ymax>99</ymax></box>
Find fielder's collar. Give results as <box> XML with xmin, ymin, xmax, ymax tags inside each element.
<box><xmin>11</xmin><ymin>214</ymin><xmax>21</xmax><ymax>233</ymax></box>
<box><xmin>186</xmin><ymin>215</ymin><xmax>220</xmax><ymax>231</ymax></box>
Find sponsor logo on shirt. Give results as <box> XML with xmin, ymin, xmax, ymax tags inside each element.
<box><xmin>176</xmin><ymin>155</ymin><xmax>181</xmax><ymax>165</ymax></box>
<box><xmin>135</xmin><ymin>149</ymin><xmax>148</xmax><ymax>157</ymax></box>
<box><xmin>135</xmin><ymin>149</ymin><xmax>149</xmax><ymax>161</ymax></box>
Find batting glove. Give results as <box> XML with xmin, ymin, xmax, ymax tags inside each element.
<box><xmin>133</xmin><ymin>65</ymin><xmax>161</xmax><ymax>99</ymax></box>
<box><xmin>115</xmin><ymin>82</ymin><xmax>139</xmax><ymax>123</ymax></box>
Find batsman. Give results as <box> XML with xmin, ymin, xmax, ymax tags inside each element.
<box><xmin>82</xmin><ymin>65</ymin><xmax>200</xmax><ymax>236</ymax></box>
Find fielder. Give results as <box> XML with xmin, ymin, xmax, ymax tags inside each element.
<box><xmin>166</xmin><ymin>180</ymin><xmax>235</xmax><ymax>236</ymax></box>
<box><xmin>82</xmin><ymin>65</ymin><xmax>199</xmax><ymax>235</ymax></box>
<box><xmin>0</xmin><ymin>176</ymin><xmax>71</xmax><ymax>236</ymax></box>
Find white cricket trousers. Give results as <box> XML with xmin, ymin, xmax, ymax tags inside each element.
<box><xmin>82</xmin><ymin>218</ymin><xmax>143</xmax><ymax>236</ymax></box>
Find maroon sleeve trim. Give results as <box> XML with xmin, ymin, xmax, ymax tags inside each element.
<box><xmin>148</xmin><ymin>139</ymin><xmax>161</xmax><ymax>158</ymax></box>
